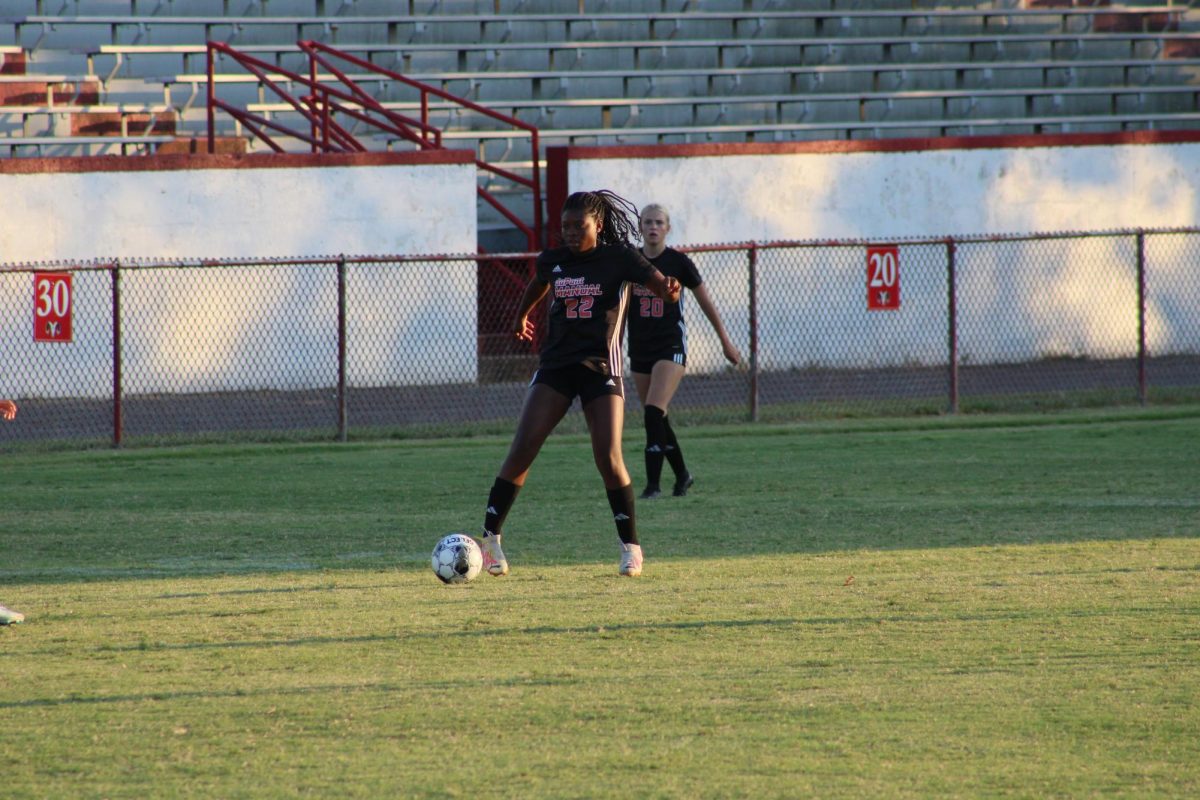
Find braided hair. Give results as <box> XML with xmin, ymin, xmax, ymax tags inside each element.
<box><xmin>562</xmin><ymin>190</ymin><xmax>642</xmax><ymax>248</ymax></box>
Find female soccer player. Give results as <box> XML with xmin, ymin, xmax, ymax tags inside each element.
<box><xmin>1</xmin><ymin>399</ymin><xmax>25</xmax><ymax>625</ymax></box>
<box><xmin>628</xmin><ymin>203</ymin><xmax>741</xmax><ymax>499</ymax></box>
<box><xmin>478</xmin><ymin>190</ymin><xmax>681</xmax><ymax>578</ymax></box>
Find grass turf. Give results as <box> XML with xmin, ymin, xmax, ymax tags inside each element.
<box><xmin>1</xmin><ymin>408</ymin><xmax>1197</xmax><ymax>798</ymax></box>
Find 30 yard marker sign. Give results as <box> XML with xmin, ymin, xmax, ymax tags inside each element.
<box><xmin>34</xmin><ymin>272</ymin><xmax>73</xmax><ymax>342</ymax></box>
<box><xmin>867</xmin><ymin>246</ymin><xmax>900</xmax><ymax>311</ymax></box>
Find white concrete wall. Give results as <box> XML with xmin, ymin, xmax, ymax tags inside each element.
<box><xmin>1</xmin><ymin>153</ymin><xmax>479</xmax><ymax>397</ymax></box>
<box><xmin>563</xmin><ymin>138</ymin><xmax>1200</xmax><ymax>372</ymax></box>
<box><xmin>1</xmin><ymin>154</ymin><xmax>476</xmax><ymax>260</ymax></box>
<box><xmin>564</xmin><ymin>141</ymin><xmax>1200</xmax><ymax>244</ymax></box>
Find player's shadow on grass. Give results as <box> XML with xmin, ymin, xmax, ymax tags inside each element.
<box><xmin>1</xmin><ymin>604</ymin><xmax>1155</xmax><ymax>679</ymax></box>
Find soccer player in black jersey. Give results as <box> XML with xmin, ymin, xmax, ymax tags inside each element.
<box><xmin>478</xmin><ymin>191</ymin><xmax>681</xmax><ymax>578</ymax></box>
<box><xmin>628</xmin><ymin>203</ymin><xmax>741</xmax><ymax>499</ymax></box>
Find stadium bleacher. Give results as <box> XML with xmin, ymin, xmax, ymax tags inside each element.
<box><xmin>2</xmin><ymin>0</ymin><xmax>1199</xmax><ymax>242</ymax></box>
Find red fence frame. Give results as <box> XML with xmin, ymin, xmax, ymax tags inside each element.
<box><xmin>3</xmin><ymin>227</ymin><xmax>1195</xmax><ymax>447</ymax></box>
<box><xmin>676</xmin><ymin>227</ymin><xmax>1182</xmax><ymax>420</ymax></box>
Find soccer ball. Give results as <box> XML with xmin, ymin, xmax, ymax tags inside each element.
<box><xmin>431</xmin><ymin>533</ymin><xmax>483</xmax><ymax>584</ymax></box>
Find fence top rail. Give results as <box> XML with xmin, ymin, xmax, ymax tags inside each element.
<box><xmin>675</xmin><ymin>227</ymin><xmax>1200</xmax><ymax>254</ymax></box>
<box><xmin>4</xmin><ymin>227</ymin><xmax>1198</xmax><ymax>273</ymax></box>
<box><xmin>0</xmin><ymin>253</ymin><xmax>487</xmax><ymax>271</ymax></box>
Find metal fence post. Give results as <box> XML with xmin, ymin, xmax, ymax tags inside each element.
<box><xmin>337</xmin><ymin>256</ymin><xmax>348</xmax><ymax>442</ymax></box>
<box><xmin>111</xmin><ymin>261</ymin><xmax>123</xmax><ymax>448</ymax></box>
<box><xmin>748</xmin><ymin>243</ymin><xmax>759</xmax><ymax>422</ymax></box>
<box><xmin>1136</xmin><ymin>230</ymin><xmax>1147</xmax><ymax>406</ymax></box>
<box><xmin>946</xmin><ymin>238</ymin><xmax>959</xmax><ymax>414</ymax></box>
<box><xmin>206</xmin><ymin>45</ymin><xmax>215</xmax><ymax>154</ymax></box>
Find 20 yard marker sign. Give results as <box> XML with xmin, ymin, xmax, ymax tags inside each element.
<box><xmin>34</xmin><ymin>272</ymin><xmax>73</xmax><ymax>342</ymax></box>
<box><xmin>867</xmin><ymin>246</ymin><xmax>900</xmax><ymax>311</ymax></box>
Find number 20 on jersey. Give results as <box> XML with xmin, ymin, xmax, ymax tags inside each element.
<box><xmin>867</xmin><ymin>246</ymin><xmax>900</xmax><ymax>311</ymax></box>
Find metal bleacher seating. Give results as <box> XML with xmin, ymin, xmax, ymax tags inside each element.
<box><xmin>3</xmin><ymin>1</ymin><xmax>1200</xmax><ymax>231</ymax></box>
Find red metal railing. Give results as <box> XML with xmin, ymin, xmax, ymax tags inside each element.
<box><xmin>205</xmin><ymin>40</ymin><xmax>543</xmax><ymax>250</ymax></box>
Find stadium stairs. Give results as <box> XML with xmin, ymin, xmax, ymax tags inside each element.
<box><xmin>2</xmin><ymin>0</ymin><xmax>1199</xmax><ymax>248</ymax></box>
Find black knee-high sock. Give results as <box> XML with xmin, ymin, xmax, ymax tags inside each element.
<box><xmin>606</xmin><ymin>484</ymin><xmax>638</xmax><ymax>545</ymax></box>
<box><xmin>483</xmin><ymin>477</ymin><xmax>520</xmax><ymax>537</ymax></box>
<box><xmin>643</xmin><ymin>405</ymin><xmax>668</xmax><ymax>489</ymax></box>
<box><xmin>662</xmin><ymin>414</ymin><xmax>689</xmax><ymax>480</ymax></box>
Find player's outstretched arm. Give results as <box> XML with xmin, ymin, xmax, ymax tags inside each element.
<box><xmin>692</xmin><ymin>284</ymin><xmax>741</xmax><ymax>365</ymax></box>
<box><xmin>512</xmin><ymin>278</ymin><xmax>551</xmax><ymax>342</ymax></box>
<box><xmin>0</xmin><ymin>400</ymin><xmax>16</xmax><ymax>421</ymax></box>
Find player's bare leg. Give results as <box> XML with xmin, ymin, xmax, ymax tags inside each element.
<box><xmin>481</xmin><ymin>384</ymin><xmax>572</xmax><ymax>576</ymax></box>
<box><xmin>584</xmin><ymin>395</ymin><xmax>642</xmax><ymax>576</ymax></box>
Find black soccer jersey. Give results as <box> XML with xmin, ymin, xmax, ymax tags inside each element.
<box><xmin>534</xmin><ymin>244</ymin><xmax>657</xmax><ymax>377</ymax></box>
<box><xmin>627</xmin><ymin>247</ymin><xmax>702</xmax><ymax>362</ymax></box>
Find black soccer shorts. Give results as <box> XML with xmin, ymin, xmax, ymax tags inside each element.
<box><xmin>531</xmin><ymin>362</ymin><xmax>624</xmax><ymax>405</ymax></box>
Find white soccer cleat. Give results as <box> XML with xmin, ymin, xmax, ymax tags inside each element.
<box><xmin>619</xmin><ymin>543</ymin><xmax>643</xmax><ymax>577</ymax></box>
<box><xmin>478</xmin><ymin>533</ymin><xmax>509</xmax><ymax>577</ymax></box>
<box><xmin>0</xmin><ymin>604</ymin><xmax>25</xmax><ymax>625</ymax></box>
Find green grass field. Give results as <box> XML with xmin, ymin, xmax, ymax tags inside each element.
<box><xmin>2</xmin><ymin>408</ymin><xmax>1198</xmax><ymax>798</ymax></box>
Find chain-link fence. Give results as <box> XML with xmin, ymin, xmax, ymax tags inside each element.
<box><xmin>3</xmin><ymin>228</ymin><xmax>1198</xmax><ymax>449</ymax></box>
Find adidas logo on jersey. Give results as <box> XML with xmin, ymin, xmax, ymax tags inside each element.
<box><xmin>552</xmin><ymin>265</ymin><xmax>563</xmax><ymax>273</ymax></box>
<box><xmin>605</xmin><ymin>379</ymin><xmax>616</xmax><ymax>387</ymax></box>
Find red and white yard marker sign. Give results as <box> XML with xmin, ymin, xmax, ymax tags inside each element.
<box><xmin>867</xmin><ymin>245</ymin><xmax>900</xmax><ymax>311</ymax></box>
<box><xmin>33</xmin><ymin>272</ymin><xmax>73</xmax><ymax>342</ymax></box>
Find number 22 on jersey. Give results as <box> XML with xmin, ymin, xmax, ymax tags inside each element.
<box><xmin>565</xmin><ymin>296</ymin><xmax>594</xmax><ymax>319</ymax></box>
